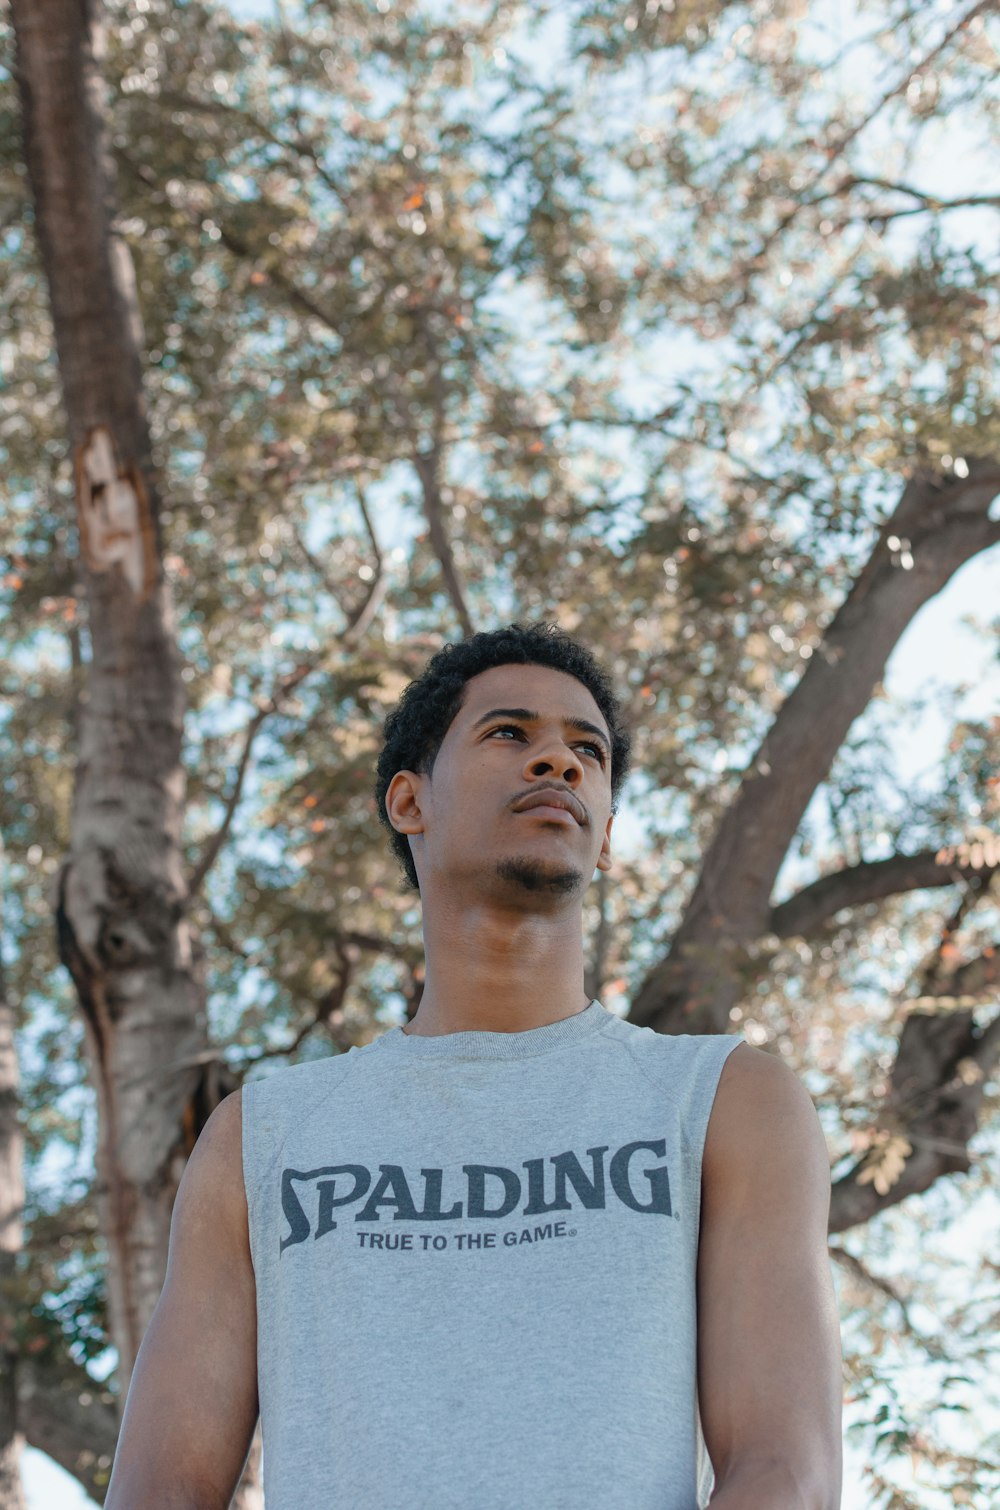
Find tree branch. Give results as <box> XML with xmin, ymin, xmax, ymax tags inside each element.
<box><xmin>188</xmin><ymin>486</ymin><xmax>386</xmax><ymax>897</ymax></box>
<box><xmin>912</xmin><ymin>870</ymin><xmax>996</xmax><ymax>995</ymax></box>
<box><xmin>921</xmin><ymin>944</ymin><xmax>1000</xmax><ymax>1002</ymax></box>
<box><xmin>829</xmin><ymin>1004</ymin><xmax>1000</xmax><ymax>1233</ymax></box>
<box><xmin>630</xmin><ymin>460</ymin><xmax>1000</xmax><ymax>1034</ymax></box>
<box><xmin>413</xmin><ymin>446</ymin><xmax>475</xmax><ymax>640</ymax></box>
<box><xmin>249</xmin><ymin>935</ymin><xmax>358</xmax><ymax>1060</ymax></box>
<box><xmin>19</xmin><ymin>1356</ymin><xmax>118</xmax><ymax>1504</ymax></box>
<box><xmin>821</xmin><ymin>0</ymin><xmax>992</xmax><ymax>164</ymax></box>
<box><xmin>826</xmin><ymin>176</ymin><xmax>1000</xmax><ymax>227</ymax></box>
<box><xmin>828</xmin><ymin>1244</ymin><xmax>930</xmax><ymax>1350</ymax></box>
<box><xmin>770</xmin><ymin>849</ymin><xmax>1000</xmax><ymax>939</ymax></box>
<box><xmin>342</xmin><ymin>484</ymin><xmax>388</xmax><ymax>645</ymax></box>
<box><xmin>216</xmin><ymin>221</ymin><xmax>342</xmax><ymax>331</ymax></box>
<box><xmin>186</xmin><ymin>659</ymin><xmax>314</xmax><ymax>898</ymax></box>
<box><xmin>289</xmin><ymin>485</ymin><xmax>386</xmax><ymax>646</ymax></box>
<box><xmin>118</xmin><ymin>142</ymin><xmax>354</xmax><ymax>343</ymax></box>
<box><xmin>744</xmin><ymin>0</ymin><xmax>995</xmax><ymax>264</ymax></box>
<box><xmin>153</xmin><ymin>90</ymin><xmax>350</xmax><ymax>209</ymax></box>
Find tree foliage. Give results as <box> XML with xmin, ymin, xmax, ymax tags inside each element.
<box><xmin>1</xmin><ymin>0</ymin><xmax>999</xmax><ymax>1503</ymax></box>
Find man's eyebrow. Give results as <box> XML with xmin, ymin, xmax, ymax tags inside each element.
<box><xmin>470</xmin><ymin>707</ymin><xmax>611</xmax><ymax>754</ymax></box>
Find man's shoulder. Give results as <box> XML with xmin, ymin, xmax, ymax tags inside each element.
<box><xmin>704</xmin><ymin>1042</ymin><xmax>828</xmax><ymax>1188</ymax></box>
<box><xmin>197</xmin><ymin>1085</ymin><xmax>243</xmax><ymax>1162</ymax></box>
<box><xmin>175</xmin><ymin>1089</ymin><xmax>250</xmax><ymax>1245</ymax></box>
<box><xmin>713</xmin><ymin>1040</ymin><xmax>815</xmax><ymax>1111</ymax></box>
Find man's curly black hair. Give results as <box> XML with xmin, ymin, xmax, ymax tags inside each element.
<box><xmin>374</xmin><ymin>620</ymin><xmax>633</xmax><ymax>892</ymax></box>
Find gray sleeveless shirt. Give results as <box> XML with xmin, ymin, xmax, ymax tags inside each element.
<box><xmin>242</xmin><ymin>999</ymin><xmax>743</xmax><ymax>1508</ymax></box>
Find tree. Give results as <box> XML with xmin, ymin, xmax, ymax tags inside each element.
<box><xmin>1</xmin><ymin>0</ymin><xmax>998</xmax><ymax>1504</ymax></box>
<box><xmin>7</xmin><ymin>0</ymin><xmax>261</xmax><ymax>1499</ymax></box>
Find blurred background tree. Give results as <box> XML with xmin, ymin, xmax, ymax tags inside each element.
<box><xmin>1</xmin><ymin>0</ymin><xmax>998</xmax><ymax>1504</ymax></box>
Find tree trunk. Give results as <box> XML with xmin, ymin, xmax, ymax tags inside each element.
<box><xmin>10</xmin><ymin>3</ymin><xmax>262</xmax><ymax>1502</ymax></box>
<box><xmin>0</xmin><ymin>838</ymin><xmax>27</xmax><ymax>1510</ymax></box>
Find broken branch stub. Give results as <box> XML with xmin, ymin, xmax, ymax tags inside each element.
<box><xmin>74</xmin><ymin>425</ymin><xmax>157</xmax><ymax>601</ymax></box>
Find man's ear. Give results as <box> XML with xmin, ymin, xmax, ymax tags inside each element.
<box><xmin>595</xmin><ymin>812</ymin><xmax>613</xmax><ymax>873</ymax></box>
<box><xmin>386</xmin><ymin>770</ymin><xmax>426</xmax><ymax>837</ymax></box>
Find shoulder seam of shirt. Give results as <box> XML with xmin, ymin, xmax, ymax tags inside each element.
<box><xmin>246</xmin><ymin>1050</ymin><xmax>360</xmax><ymax>1175</ymax></box>
<box><xmin>610</xmin><ymin>1029</ymin><xmax>742</xmax><ymax>1154</ymax></box>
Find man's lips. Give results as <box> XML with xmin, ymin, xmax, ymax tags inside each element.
<box><xmin>510</xmin><ymin>788</ymin><xmax>586</xmax><ymax>824</ymax></box>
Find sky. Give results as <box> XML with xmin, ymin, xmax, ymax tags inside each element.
<box><xmin>17</xmin><ymin>0</ymin><xmax>1000</xmax><ymax>1505</ymax></box>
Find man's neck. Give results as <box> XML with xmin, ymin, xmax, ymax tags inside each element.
<box><xmin>401</xmin><ymin>886</ymin><xmax>593</xmax><ymax>1037</ymax></box>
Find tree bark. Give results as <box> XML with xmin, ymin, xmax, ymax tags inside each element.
<box><xmin>769</xmin><ymin>850</ymin><xmax>1000</xmax><ymax>940</ymax></box>
<box><xmin>13</xmin><ymin>0</ymin><xmax>199</xmax><ymax>1393</ymax></box>
<box><xmin>829</xmin><ymin>1003</ymin><xmax>1000</xmax><ymax>1233</ymax></box>
<box><xmin>0</xmin><ymin>838</ymin><xmax>27</xmax><ymax>1510</ymax></box>
<box><xmin>17</xmin><ymin>1357</ymin><xmax>118</xmax><ymax>1505</ymax></box>
<box><xmin>10</xmin><ymin>2</ymin><xmax>262</xmax><ymax>1503</ymax></box>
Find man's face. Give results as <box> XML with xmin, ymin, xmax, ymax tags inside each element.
<box><xmin>386</xmin><ymin>662</ymin><xmax>615</xmax><ymax>904</ymax></box>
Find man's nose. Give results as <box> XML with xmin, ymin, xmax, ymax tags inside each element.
<box><xmin>525</xmin><ymin>739</ymin><xmax>589</xmax><ymax>779</ymax></box>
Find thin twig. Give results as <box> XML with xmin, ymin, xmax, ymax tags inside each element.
<box><xmin>186</xmin><ymin>658</ymin><xmax>314</xmax><ymax>897</ymax></box>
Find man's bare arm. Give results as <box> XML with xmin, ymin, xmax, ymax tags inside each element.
<box><xmin>105</xmin><ymin>1089</ymin><xmax>259</xmax><ymax>1510</ymax></box>
<box><xmin>697</xmin><ymin>1044</ymin><xmax>843</xmax><ymax>1509</ymax></box>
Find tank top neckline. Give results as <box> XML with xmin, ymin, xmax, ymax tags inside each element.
<box><xmin>372</xmin><ymin>998</ymin><xmax>610</xmax><ymax>1061</ymax></box>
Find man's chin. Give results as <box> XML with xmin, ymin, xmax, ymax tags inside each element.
<box><xmin>493</xmin><ymin>854</ymin><xmax>583</xmax><ymax>897</ymax></box>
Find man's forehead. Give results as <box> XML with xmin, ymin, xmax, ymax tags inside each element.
<box><xmin>459</xmin><ymin>665</ymin><xmax>608</xmax><ymax>730</ymax></box>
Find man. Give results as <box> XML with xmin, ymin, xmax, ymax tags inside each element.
<box><xmin>106</xmin><ymin>621</ymin><xmax>843</xmax><ymax>1509</ymax></box>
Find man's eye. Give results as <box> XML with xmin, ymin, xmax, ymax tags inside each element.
<box><xmin>490</xmin><ymin>726</ymin><xmax>605</xmax><ymax>763</ymax></box>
